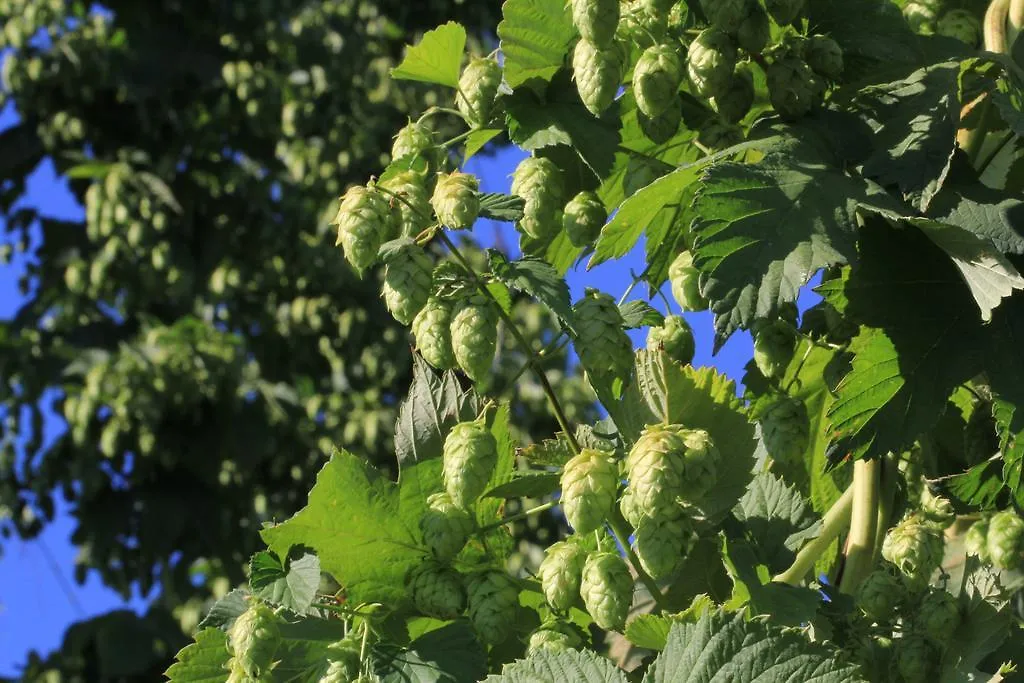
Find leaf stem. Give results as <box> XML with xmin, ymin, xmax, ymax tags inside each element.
<box><xmin>417</xmin><ymin>106</ymin><xmax>469</xmax><ymax>126</ymax></box>
<box><xmin>975</xmin><ymin>130</ymin><xmax>1016</xmax><ymax>177</ymax></box>
<box><xmin>838</xmin><ymin>458</ymin><xmax>881</xmax><ymax>594</ymax></box>
<box><xmin>607</xmin><ymin>510</ymin><xmax>669</xmax><ymax>613</ymax></box>
<box><xmin>437</xmin><ymin>231</ymin><xmax>581</xmax><ymax>453</ymax></box>
<box><xmin>773</xmin><ymin>483</ymin><xmax>855</xmax><ymax>585</ymax></box>
<box><xmin>479</xmin><ymin>501</ymin><xmax>557</xmax><ymax>533</ymax></box>
<box><xmin>442</xmin><ymin>129</ymin><xmax>475</xmax><ymax>149</ymax></box>
<box><xmin>871</xmin><ymin>454</ymin><xmax>899</xmax><ymax>565</ymax></box>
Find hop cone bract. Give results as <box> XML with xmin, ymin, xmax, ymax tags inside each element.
<box><xmin>572</xmin><ymin>289</ymin><xmax>633</xmax><ymax>379</ymax></box>
<box><xmin>412</xmin><ymin>297</ymin><xmax>456</xmax><ymax>370</ymax></box>
<box><xmin>633</xmin><ymin>44</ymin><xmax>683</xmax><ymax>117</ymax></box>
<box><xmin>431</xmin><ymin>171</ymin><xmax>480</xmax><ymax>230</ymax></box>
<box><xmin>382</xmin><ymin>244</ymin><xmax>432</xmax><ymax>325</ymax></box>
<box><xmin>572</xmin><ymin>0</ymin><xmax>620</xmax><ymax>46</ymax></box>
<box><xmin>580</xmin><ymin>551</ymin><xmax>633</xmax><ymax>631</ymax></box>
<box><xmin>527</xmin><ymin>622</ymin><xmax>584</xmax><ymax>655</ymax></box>
<box><xmin>466</xmin><ymin>570</ymin><xmax>520</xmax><ymax>644</ymax></box>
<box><xmin>687</xmin><ymin>29</ymin><xmax>737</xmax><ymax>99</ymax></box>
<box><xmin>538</xmin><ymin>540</ymin><xmax>587</xmax><ymax>612</ymax></box>
<box><xmin>392</xmin><ymin>121</ymin><xmax>437</xmax><ymax>162</ymax></box>
<box><xmin>573</xmin><ymin>38</ymin><xmax>622</xmax><ymax>116</ymax></box>
<box><xmin>456</xmin><ymin>57</ymin><xmax>503</xmax><ymax>127</ymax></box>
<box><xmin>560</xmin><ymin>448</ymin><xmax>618</xmax><ymax>533</ymax></box>
<box><xmin>408</xmin><ymin>561</ymin><xmax>466</xmax><ymax>620</ymax></box>
<box><xmin>646</xmin><ymin>315</ymin><xmax>695</xmax><ymax>366</ymax></box>
<box><xmin>563</xmin><ymin>191</ymin><xmax>607</xmax><ymax>247</ymax></box>
<box><xmin>420</xmin><ymin>491</ymin><xmax>474</xmax><ymax>561</ymax></box>
<box><xmin>442</xmin><ymin>420</ymin><xmax>498</xmax><ymax>507</ymax></box>
<box><xmin>450</xmin><ymin>295</ymin><xmax>498</xmax><ymax>384</ymax></box>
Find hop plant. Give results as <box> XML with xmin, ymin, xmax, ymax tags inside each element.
<box><xmin>986</xmin><ymin>509</ymin><xmax>1024</xmax><ymax>570</ymax></box>
<box><xmin>753</xmin><ymin>320</ymin><xmax>797</xmax><ymax>378</ymax></box>
<box><xmin>318</xmin><ymin>640</ymin><xmax>361</xmax><ymax>683</ymax></box>
<box><xmin>765</xmin><ymin>0</ymin><xmax>805</xmax><ymax>26</ymax></box>
<box><xmin>538</xmin><ymin>540</ymin><xmax>587</xmax><ymax>612</ymax></box>
<box><xmin>699</xmin><ymin>0</ymin><xmax>749</xmax><ymax>33</ymax></box>
<box><xmin>511</xmin><ymin>156</ymin><xmax>565</xmax><ymax>241</ymax></box>
<box><xmin>442</xmin><ymin>420</ymin><xmax>498</xmax><ymax>507</ymax></box>
<box><xmin>633</xmin><ymin>44</ymin><xmax>683</xmax><ymax>117</ymax></box>
<box><xmin>895</xmin><ymin>634</ymin><xmax>935</xmax><ymax>683</ymax></box>
<box><xmin>408</xmin><ymin>561</ymin><xmax>466</xmax><ymax>620</ymax></box>
<box><xmin>381</xmin><ymin>244</ymin><xmax>432</xmax><ymax>325</ymax></box>
<box><xmin>937</xmin><ymin>9</ymin><xmax>982</xmax><ymax>46</ymax></box>
<box><xmin>913</xmin><ymin>589</ymin><xmax>961</xmax><ymax>645</ymax></box>
<box><xmin>669</xmin><ymin>251</ymin><xmax>707</xmax><ymax>312</ymax></box>
<box><xmin>420</xmin><ymin>491</ymin><xmax>474</xmax><ymax>561</ymax></box>
<box><xmin>572</xmin><ymin>289</ymin><xmax>634</xmax><ymax>379</ymax></box>
<box><xmin>766</xmin><ymin>57</ymin><xmax>822</xmax><ymax>120</ymax></box>
<box><xmin>571</xmin><ymin>0</ymin><xmax>620</xmax><ymax>46</ymax></box>
<box><xmin>687</xmin><ymin>28</ymin><xmax>737</xmax><ymax>99</ymax></box>
<box><xmin>919</xmin><ymin>488</ymin><xmax>955</xmax><ymax>527</ymax></box>
<box><xmin>626</xmin><ymin>424</ymin><xmax>718</xmax><ymax>515</ymax></box>
<box><xmin>456</xmin><ymin>57</ymin><xmax>502</xmax><ymax>127</ymax></box>
<box><xmin>560</xmin><ymin>448</ymin><xmax>619</xmax><ymax>533</ymax></box>
<box><xmin>646</xmin><ymin>315</ymin><xmax>695</xmax><ymax>366</ymax></box>
<box><xmin>333</xmin><ymin>185</ymin><xmax>392</xmax><ymax>274</ymax></box>
<box><xmin>965</xmin><ymin>518</ymin><xmax>991</xmax><ymax>562</ymax></box>
<box><xmin>760</xmin><ymin>397</ymin><xmax>809</xmax><ymax>462</ymax></box>
<box><xmin>466</xmin><ymin>570</ymin><xmax>520</xmax><ymax>644</ymax></box>
<box><xmin>805</xmin><ymin>34</ymin><xmax>844</xmax><ymax>80</ymax></box>
<box><xmin>381</xmin><ymin>171</ymin><xmax>432</xmax><ymax>238</ymax></box>
<box><xmin>580</xmin><ymin>551</ymin><xmax>633</xmax><ymax>631</ymax></box>
<box><xmin>431</xmin><ymin>171</ymin><xmax>480</xmax><ymax>230</ymax></box>
<box><xmin>527</xmin><ymin>622</ymin><xmax>584</xmax><ymax>655</ymax></box>
<box><xmin>228</xmin><ymin>601</ymin><xmax>281</xmax><ymax>680</ymax></box>
<box><xmin>696</xmin><ymin>120</ymin><xmax>743</xmax><ymax>151</ymax></box>
<box><xmin>881</xmin><ymin>516</ymin><xmax>945</xmax><ymax>588</ymax></box>
<box><xmin>856</xmin><ymin>568</ymin><xmax>902</xmax><ymax>622</ymax></box>
<box><xmin>675</xmin><ymin>428</ymin><xmax>719</xmax><ymax>502</ymax></box>
<box><xmin>710</xmin><ymin>65</ymin><xmax>755</xmax><ymax>123</ymax></box>
<box><xmin>450</xmin><ymin>294</ymin><xmax>498</xmax><ymax>384</ymax></box>
<box><xmin>573</xmin><ymin>38</ymin><xmax>623</xmax><ymax>116</ymax></box>
<box><xmin>633</xmin><ymin>513</ymin><xmax>688</xmax><ymax>579</ymax></box>
<box><xmin>413</xmin><ymin>297</ymin><xmax>456</xmax><ymax>370</ymax></box>
<box><xmin>736</xmin><ymin>2</ymin><xmax>771</xmax><ymax>53</ymax></box>
<box><xmin>563</xmin><ymin>191</ymin><xmax>607</xmax><ymax>247</ymax></box>
<box><xmin>637</xmin><ymin>100</ymin><xmax>682</xmax><ymax>144</ymax></box>
<box><xmin>392</xmin><ymin>121</ymin><xmax>438</xmax><ymax>162</ymax></box>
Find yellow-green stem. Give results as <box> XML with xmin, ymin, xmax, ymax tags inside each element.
<box><xmin>773</xmin><ymin>483</ymin><xmax>855</xmax><ymax>585</ymax></box>
<box><xmin>871</xmin><ymin>455</ymin><xmax>899</xmax><ymax>565</ymax></box>
<box><xmin>478</xmin><ymin>501</ymin><xmax>556</xmax><ymax>533</ymax></box>
<box><xmin>839</xmin><ymin>458</ymin><xmax>881</xmax><ymax>594</ymax></box>
<box><xmin>963</xmin><ymin>0</ymin><xmax>1012</xmax><ymax>164</ymax></box>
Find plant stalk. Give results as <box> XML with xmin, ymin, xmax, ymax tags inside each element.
<box><xmin>870</xmin><ymin>454</ymin><xmax>899</xmax><ymax>565</ymax></box>
<box><xmin>838</xmin><ymin>458</ymin><xmax>881</xmax><ymax>594</ymax></box>
<box><xmin>479</xmin><ymin>501</ymin><xmax>556</xmax><ymax>533</ymax></box>
<box><xmin>773</xmin><ymin>483</ymin><xmax>855</xmax><ymax>585</ymax></box>
<box><xmin>608</xmin><ymin>511</ymin><xmax>669</xmax><ymax>613</ymax></box>
<box><xmin>961</xmin><ymin>0</ymin><xmax>1012</xmax><ymax>164</ymax></box>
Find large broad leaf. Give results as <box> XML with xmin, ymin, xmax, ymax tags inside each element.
<box><xmin>488</xmin><ymin>250</ymin><xmax>575</xmax><ymax>331</ymax></box>
<box><xmin>984</xmin><ymin>288</ymin><xmax>1024</xmax><ymax>507</ymax></box>
<box><xmin>484</xmin><ymin>648</ymin><xmax>628</xmax><ymax>683</ymax></box>
<box><xmin>479</xmin><ymin>192</ymin><xmax>526</xmax><ymax>222</ymax></box>
<box><xmin>732</xmin><ymin>472</ymin><xmax>821</xmax><ymax>574</ymax></box>
<box><xmin>391</xmin><ymin>22</ymin><xmax>467</xmax><ymax>88</ymax></box>
<box><xmin>497</xmin><ymin>0</ymin><xmax>576</xmax><ymax>89</ymax></box>
<box><xmin>643</xmin><ymin>610</ymin><xmax>864</xmax><ymax>683</ymax></box>
<box><xmin>249</xmin><ymin>550</ymin><xmax>321</xmax><ymax>615</ymax></box>
<box><xmin>374</xmin><ymin>622</ymin><xmax>488</xmax><ymax>683</ymax></box>
<box><xmin>927</xmin><ymin>174</ymin><xmax>1024</xmax><ymax>255</ymax></box>
<box><xmin>394</xmin><ymin>356</ymin><xmax>481</xmax><ymax>464</ymax></box>
<box><xmin>720</xmin><ymin>537</ymin><xmax>822</xmax><ymax>627</ymax></box>
<box><xmin>691</xmin><ymin>138</ymin><xmax>903</xmax><ymax>344</ymax></box>
<box><xmin>165</xmin><ymin>629</ymin><xmax>230</xmax><ymax>682</ymax></box>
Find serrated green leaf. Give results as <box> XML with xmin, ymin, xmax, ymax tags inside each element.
<box><xmin>487</xmin><ymin>281</ymin><xmax>513</xmax><ymax>315</ymax></box>
<box><xmin>394</xmin><ymin>355</ymin><xmax>481</xmax><ymax>464</ymax></box>
<box><xmin>943</xmin><ymin>458</ymin><xmax>1007</xmax><ymax>510</ymax></box>
<box><xmin>643</xmin><ymin>610</ymin><xmax>865</xmax><ymax>683</ymax></box>
<box><xmin>488</xmin><ymin>251</ymin><xmax>575</xmax><ymax>331</ymax></box>
<box><xmin>65</xmin><ymin>160</ymin><xmax>117</xmax><ymax>179</ymax></box>
<box><xmin>272</xmin><ymin>617</ymin><xmax>349</xmax><ymax>682</ymax></box>
<box><xmin>993</xmin><ymin>66</ymin><xmax>1024</xmax><ymax>137</ymax></box>
<box><xmin>391</xmin><ymin>22</ymin><xmax>467</xmax><ymax>88</ymax></box>
<box><xmin>624</xmin><ymin>595</ymin><xmax>718</xmax><ymax>651</ymax></box>
<box><xmin>484</xmin><ymin>471</ymin><xmax>560</xmax><ymax>499</ymax></box>
<box><xmin>374</xmin><ymin>621</ymin><xmax>487</xmax><ymax>683</ymax></box>
<box><xmin>927</xmin><ymin>178</ymin><xmax>1024</xmax><ymax>255</ymax></box>
<box><xmin>479</xmin><ymin>192</ymin><xmax>526</xmax><ymax>222</ymax></box>
<box><xmin>485</xmin><ymin>648</ymin><xmax>628</xmax><ymax>683</ymax></box>
<box><xmin>249</xmin><ymin>551</ymin><xmax>320</xmax><ymax>615</ymax></box>
<box><xmin>733</xmin><ymin>472</ymin><xmax>821</xmax><ymax>574</ymax></box>
<box><xmin>197</xmin><ymin>588</ymin><xmax>248</xmax><ymax>631</ymax></box>
<box><xmin>720</xmin><ymin>537</ymin><xmax>822</xmax><ymax>627</ymax></box>
<box><xmin>619</xmin><ymin>301</ymin><xmax>664</xmax><ymax>330</ymax></box>
<box><xmin>518</xmin><ymin>435</ymin><xmax>575</xmax><ymax>467</ymax></box>
<box><xmin>165</xmin><ymin>628</ymin><xmax>230</xmax><ymax>683</ymax></box>
<box><xmin>465</xmin><ymin>128</ymin><xmax>504</xmax><ymax>161</ymax></box>
<box><xmin>497</xmin><ymin>0</ymin><xmax>576</xmax><ymax>89</ymax></box>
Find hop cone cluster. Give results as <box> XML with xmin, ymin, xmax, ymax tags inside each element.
<box><xmin>563</xmin><ymin>191</ymin><xmax>607</xmax><ymax>247</ymax></box>
<box><xmin>882</xmin><ymin>516</ymin><xmax>945</xmax><ymax>588</ymax></box>
<box><xmin>431</xmin><ymin>171</ymin><xmax>480</xmax><ymax>230</ymax></box>
<box><xmin>753</xmin><ymin>320</ymin><xmax>797</xmax><ymax>378</ymax></box>
<box><xmin>669</xmin><ymin>251</ymin><xmax>707</xmax><ymax>312</ymax></box>
<box><xmin>633</xmin><ymin>44</ymin><xmax>683</xmax><ymax>117</ymax></box>
<box><xmin>646</xmin><ymin>314</ymin><xmax>695</xmax><ymax>366</ymax></box>
<box><xmin>580</xmin><ymin>551</ymin><xmax>633</xmax><ymax>631</ymax></box>
<box><xmin>538</xmin><ymin>540</ymin><xmax>587</xmax><ymax>612</ymax></box>
<box><xmin>511</xmin><ymin>156</ymin><xmax>565</xmax><ymax>241</ymax></box>
<box><xmin>333</xmin><ymin>185</ymin><xmax>394</xmax><ymax>274</ymax></box>
<box><xmin>467</xmin><ymin>570</ymin><xmax>520</xmax><ymax>644</ymax></box>
<box><xmin>456</xmin><ymin>57</ymin><xmax>502</xmax><ymax>127</ymax></box>
<box><xmin>228</xmin><ymin>602</ymin><xmax>281</xmax><ymax>680</ymax></box>
<box><xmin>450</xmin><ymin>295</ymin><xmax>498</xmax><ymax>383</ymax></box>
<box><xmin>687</xmin><ymin>29</ymin><xmax>737</xmax><ymax>99</ymax></box>
<box><xmin>412</xmin><ymin>297</ymin><xmax>456</xmax><ymax>370</ymax></box>
<box><xmin>560</xmin><ymin>448</ymin><xmax>618</xmax><ymax>533</ymax></box>
<box><xmin>571</xmin><ymin>0</ymin><xmax>619</xmax><ymax>46</ymax></box>
<box><xmin>573</xmin><ymin>39</ymin><xmax>622</xmax><ymax>116</ymax></box>
<box><xmin>381</xmin><ymin>243</ymin><xmax>432</xmax><ymax>325</ymax></box>
<box><xmin>626</xmin><ymin>424</ymin><xmax>719</xmax><ymax>517</ymax></box>
<box><xmin>420</xmin><ymin>492</ymin><xmax>474</xmax><ymax>561</ymax></box>
<box><xmin>442</xmin><ymin>421</ymin><xmax>498</xmax><ymax>507</ymax></box>
<box><xmin>408</xmin><ymin>561</ymin><xmax>466</xmax><ymax>620</ymax></box>
<box><xmin>572</xmin><ymin>289</ymin><xmax>633</xmax><ymax>379</ymax></box>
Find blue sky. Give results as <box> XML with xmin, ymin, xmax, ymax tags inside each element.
<box><xmin>0</xmin><ymin>113</ymin><xmax>757</xmax><ymax>675</ymax></box>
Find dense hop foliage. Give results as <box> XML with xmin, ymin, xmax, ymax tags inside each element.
<box><xmin>151</xmin><ymin>0</ymin><xmax>1024</xmax><ymax>680</ymax></box>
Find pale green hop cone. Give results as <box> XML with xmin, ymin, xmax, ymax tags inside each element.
<box><xmin>572</xmin><ymin>289</ymin><xmax>634</xmax><ymax>380</ymax></box>
<box><xmin>753</xmin><ymin>319</ymin><xmax>797</xmax><ymax>378</ymax></box>
<box><xmin>228</xmin><ymin>601</ymin><xmax>281</xmax><ymax>680</ymax></box>
<box><xmin>646</xmin><ymin>314</ymin><xmax>695</xmax><ymax>366</ymax></box>
<box><xmin>633</xmin><ymin>43</ymin><xmax>683</xmax><ymax>118</ymax></box>
<box><xmin>538</xmin><ymin>539</ymin><xmax>587</xmax><ymax>612</ymax></box>
<box><xmin>450</xmin><ymin>294</ymin><xmax>498</xmax><ymax>384</ymax></box>
<box><xmin>511</xmin><ymin>156</ymin><xmax>565</xmax><ymax>241</ymax></box>
<box><xmin>563</xmin><ymin>191</ymin><xmax>607</xmax><ymax>248</ymax></box>
<box><xmin>466</xmin><ymin>570</ymin><xmax>520</xmax><ymax>644</ymax></box>
<box><xmin>391</xmin><ymin>120</ymin><xmax>439</xmax><ymax>162</ymax></box>
<box><xmin>580</xmin><ymin>551</ymin><xmax>633</xmax><ymax>631</ymax></box>
<box><xmin>881</xmin><ymin>516</ymin><xmax>945</xmax><ymax>588</ymax></box>
<box><xmin>333</xmin><ymin>185</ymin><xmax>391</xmax><ymax>274</ymax></box>
<box><xmin>987</xmin><ymin>509</ymin><xmax>1024</xmax><ymax>570</ymax></box>
<box><xmin>431</xmin><ymin>171</ymin><xmax>480</xmax><ymax>230</ymax></box>
<box><xmin>412</xmin><ymin>296</ymin><xmax>456</xmax><ymax>370</ymax></box>
<box><xmin>442</xmin><ymin>420</ymin><xmax>498</xmax><ymax>507</ymax></box>
<box><xmin>381</xmin><ymin>243</ymin><xmax>432</xmax><ymax>325</ymax></box>
<box><xmin>633</xmin><ymin>513</ymin><xmax>688</xmax><ymax>579</ymax></box>
<box><xmin>380</xmin><ymin>171</ymin><xmax>432</xmax><ymax>238</ymax></box>
<box><xmin>408</xmin><ymin>561</ymin><xmax>466</xmax><ymax>620</ymax></box>
<box><xmin>560</xmin><ymin>448</ymin><xmax>619</xmax><ymax>534</ymax></box>
<box><xmin>686</xmin><ymin>28</ymin><xmax>737</xmax><ymax>99</ymax></box>
<box><xmin>456</xmin><ymin>56</ymin><xmax>503</xmax><ymax>127</ymax></box>
<box><xmin>571</xmin><ymin>0</ymin><xmax>620</xmax><ymax>46</ymax></box>
<box><xmin>573</xmin><ymin>38</ymin><xmax>623</xmax><ymax>116</ymax></box>
<box><xmin>710</xmin><ymin>65</ymin><xmax>754</xmax><ymax>123</ymax></box>
<box><xmin>668</xmin><ymin>250</ymin><xmax>707</xmax><ymax>312</ymax></box>
<box><xmin>420</xmin><ymin>491</ymin><xmax>474</xmax><ymax>561</ymax></box>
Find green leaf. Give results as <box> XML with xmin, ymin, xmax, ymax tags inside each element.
<box><xmin>479</xmin><ymin>192</ymin><xmax>526</xmax><ymax>222</ymax></box>
<box><xmin>927</xmin><ymin>176</ymin><xmax>1024</xmax><ymax>255</ymax></box>
<box><xmin>643</xmin><ymin>610</ymin><xmax>865</xmax><ymax>683</ymax></box>
<box><xmin>497</xmin><ymin>0</ymin><xmax>576</xmax><ymax>89</ymax></box>
<box><xmin>485</xmin><ymin>648</ymin><xmax>628</xmax><ymax>683</ymax></box>
<box><xmin>985</xmin><ymin>290</ymin><xmax>1024</xmax><ymax>506</ymax></box>
<box><xmin>518</xmin><ymin>435</ymin><xmax>575</xmax><ymax>467</ymax></box>
<box><xmin>465</xmin><ymin>128</ymin><xmax>504</xmax><ymax>160</ymax></box>
<box><xmin>394</xmin><ymin>355</ymin><xmax>481</xmax><ymax>464</ymax></box>
<box><xmin>262</xmin><ymin>451</ymin><xmax>439</xmax><ymax>606</ymax></box>
<box><xmin>65</xmin><ymin>160</ymin><xmax>117</xmax><ymax>179</ymax></box>
<box><xmin>249</xmin><ymin>550</ymin><xmax>321</xmax><ymax>615</ymax></box>
<box><xmin>165</xmin><ymin>628</ymin><xmax>230</xmax><ymax>683</ymax></box>
<box><xmin>720</xmin><ymin>537</ymin><xmax>822</xmax><ymax>627</ymax></box>
<box><xmin>619</xmin><ymin>301</ymin><xmax>665</xmax><ymax>330</ymax></box>
<box><xmin>374</xmin><ymin>621</ymin><xmax>488</xmax><ymax>683</ymax></box>
<box><xmin>733</xmin><ymin>472</ymin><xmax>821</xmax><ymax>574</ymax></box>
<box><xmin>943</xmin><ymin>458</ymin><xmax>1007</xmax><ymax>510</ymax></box>
<box><xmin>488</xmin><ymin>251</ymin><xmax>575</xmax><ymax>331</ymax></box>
<box><xmin>624</xmin><ymin>595</ymin><xmax>716</xmax><ymax>651</ymax></box>
<box><xmin>391</xmin><ymin>22</ymin><xmax>467</xmax><ymax>88</ymax></box>
<box><xmin>272</xmin><ymin>617</ymin><xmax>349</xmax><ymax>681</ymax></box>
<box><xmin>692</xmin><ymin>139</ymin><xmax>904</xmax><ymax>343</ymax></box>
<box><xmin>484</xmin><ymin>471</ymin><xmax>560</xmax><ymax>499</ymax></box>
<box><xmin>992</xmin><ymin>66</ymin><xmax>1024</xmax><ymax>137</ymax></box>
<box><xmin>197</xmin><ymin>588</ymin><xmax>248</xmax><ymax>631</ymax></box>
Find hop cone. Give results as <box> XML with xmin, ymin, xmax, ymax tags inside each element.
<box><xmin>882</xmin><ymin>516</ymin><xmax>945</xmax><ymax>588</ymax></box>
<box><xmin>904</xmin><ymin>2</ymin><xmax>938</xmax><ymax>34</ymax></box>
<box><xmin>442</xmin><ymin>420</ymin><xmax>498</xmax><ymax>507</ymax></box>
<box><xmin>381</xmin><ymin>171</ymin><xmax>432</xmax><ymax>238</ymax></box>
<box><xmin>805</xmin><ymin>34</ymin><xmax>843</xmax><ymax>80</ymax></box>
<box><xmin>687</xmin><ymin>29</ymin><xmax>737</xmax><ymax>99</ymax></box>
<box><xmin>765</xmin><ymin>0</ymin><xmax>805</xmax><ymax>26</ymax></box>
<box><xmin>563</xmin><ymin>191</ymin><xmax>607</xmax><ymax>247</ymax></box>
<box><xmin>228</xmin><ymin>602</ymin><xmax>281</xmax><ymax>680</ymax></box>
<box><xmin>580</xmin><ymin>551</ymin><xmax>633</xmax><ymax>631</ymax></box>
<box><xmin>896</xmin><ymin>635</ymin><xmax>934</xmax><ymax>683</ymax></box>
<box><xmin>412</xmin><ymin>297</ymin><xmax>456</xmax><ymax>370</ymax></box>
<box><xmin>571</xmin><ymin>0</ymin><xmax>620</xmax><ymax>46</ymax></box>
<box><xmin>964</xmin><ymin>518</ymin><xmax>990</xmax><ymax>562</ymax></box>
<box><xmin>736</xmin><ymin>2</ymin><xmax>770</xmax><ymax>53</ymax></box>
<box><xmin>987</xmin><ymin>509</ymin><xmax>1024</xmax><ymax>570</ymax></box>
<box><xmin>408</xmin><ymin>561</ymin><xmax>466</xmax><ymax>620</ymax></box>
<box><xmin>767</xmin><ymin>57</ymin><xmax>822</xmax><ymax>121</ymax></box>
<box><xmin>914</xmin><ymin>589</ymin><xmax>961</xmax><ymax>645</ymax></box>
<box><xmin>938</xmin><ymin>9</ymin><xmax>981</xmax><ymax>46</ymax></box>
<box><xmin>710</xmin><ymin>65</ymin><xmax>754</xmax><ymax>123</ymax></box>
<box><xmin>511</xmin><ymin>156</ymin><xmax>565</xmax><ymax>241</ymax></box>
<box><xmin>527</xmin><ymin>623</ymin><xmax>583</xmax><ymax>655</ymax></box>
<box><xmin>319</xmin><ymin>640</ymin><xmax>361</xmax><ymax>683</ymax></box>
<box><xmin>697</xmin><ymin>120</ymin><xmax>743</xmax><ymax>151</ymax></box>
<box><xmin>451</xmin><ymin>295</ymin><xmax>498</xmax><ymax>384</ymax></box>
<box><xmin>634</xmin><ymin>44</ymin><xmax>683</xmax><ymax>117</ymax></box>
<box><xmin>856</xmin><ymin>569</ymin><xmax>902</xmax><ymax>622</ymax></box>
<box><xmin>560</xmin><ymin>448</ymin><xmax>619</xmax><ymax>533</ymax></box>
<box><xmin>431</xmin><ymin>171</ymin><xmax>480</xmax><ymax>230</ymax></box>
<box><xmin>466</xmin><ymin>570</ymin><xmax>520</xmax><ymax>644</ymax></box>
<box><xmin>456</xmin><ymin>57</ymin><xmax>503</xmax><ymax>127</ymax></box>
<box><xmin>637</xmin><ymin>100</ymin><xmax>682</xmax><ymax>144</ymax></box>
<box><xmin>619</xmin><ymin>488</ymin><xmax>646</xmax><ymax>528</ymax></box>
<box><xmin>392</xmin><ymin>121</ymin><xmax>437</xmax><ymax>162</ymax></box>
<box><xmin>760</xmin><ymin>397</ymin><xmax>809</xmax><ymax>462</ymax></box>
<box><xmin>625</xmin><ymin>424</ymin><xmax>686</xmax><ymax>517</ymax></box>
<box><xmin>420</xmin><ymin>492</ymin><xmax>474</xmax><ymax>561</ymax></box>
<box><xmin>334</xmin><ymin>185</ymin><xmax>390</xmax><ymax>274</ymax></box>
<box><xmin>676</xmin><ymin>428</ymin><xmax>719</xmax><ymax>502</ymax></box>
<box><xmin>538</xmin><ymin>540</ymin><xmax>587</xmax><ymax>612</ymax></box>
<box><xmin>573</xmin><ymin>38</ymin><xmax>623</xmax><ymax>116</ymax></box>
<box><xmin>382</xmin><ymin>244</ymin><xmax>432</xmax><ymax>325</ymax></box>
<box><xmin>669</xmin><ymin>251</ymin><xmax>707</xmax><ymax>312</ymax></box>
<box><xmin>572</xmin><ymin>289</ymin><xmax>633</xmax><ymax>379</ymax></box>
<box><xmin>753</xmin><ymin>320</ymin><xmax>797</xmax><ymax>378</ymax></box>
<box><xmin>633</xmin><ymin>513</ymin><xmax>688</xmax><ymax>579</ymax></box>
<box><xmin>646</xmin><ymin>315</ymin><xmax>695</xmax><ymax>366</ymax></box>
<box><xmin>919</xmin><ymin>488</ymin><xmax>955</xmax><ymax>527</ymax></box>
<box><xmin>699</xmin><ymin>0</ymin><xmax>748</xmax><ymax>33</ymax></box>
